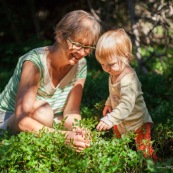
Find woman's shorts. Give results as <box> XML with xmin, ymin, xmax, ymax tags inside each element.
<box><xmin>0</xmin><ymin>111</ymin><xmax>14</xmax><ymax>130</ymax></box>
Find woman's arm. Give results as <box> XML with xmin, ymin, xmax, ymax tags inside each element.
<box><xmin>14</xmin><ymin>61</ymin><xmax>53</xmax><ymax>132</ymax></box>
<box><xmin>13</xmin><ymin>66</ymin><xmax>89</xmax><ymax>151</ymax></box>
<box><xmin>63</xmin><ymin>78</ymin><xmax>86</xmax><ymax>130</ymax></box>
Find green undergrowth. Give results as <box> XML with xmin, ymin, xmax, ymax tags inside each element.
<box><xmin>0</xmin><ymin>118</ymin><xmax>173</xmax><ymax>173</ymax></box>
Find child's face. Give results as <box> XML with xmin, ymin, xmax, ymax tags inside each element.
<box><xmin>100</xmin><ymin>58</ymin><xmax>126</xmax><ymax>76</ymax></box>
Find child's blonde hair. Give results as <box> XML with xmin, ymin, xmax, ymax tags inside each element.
<box><xmin>95</xmin><ymin>28</ymin><xmax>134</xmax><ymax>65</ymax></box>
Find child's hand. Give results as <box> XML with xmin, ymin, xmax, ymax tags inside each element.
<box><xmin>96</xmin><ymin>121</ymin><xmax>111</xmax><ymax>131</ymax></box>
<box><xmin>103</xmin><ymin>105</ymin><xmax>112</xmax><ymax>116</ymax></box>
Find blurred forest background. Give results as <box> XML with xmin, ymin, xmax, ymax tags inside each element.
<box><xmin>0</xmin><ymin>0</ymin><xmax>173</xmax><ymax>160</ymax></box>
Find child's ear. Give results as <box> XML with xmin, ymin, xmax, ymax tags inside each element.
<box><xmin>125</xmin><ymin>52</ymin><xmax>134</xmax><ymax>62</ymax></box>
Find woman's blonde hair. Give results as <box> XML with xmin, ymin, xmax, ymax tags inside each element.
<box><xmin>55</xmin><ymin>10</ymin><xmax>101</xmax><ymax>45</ymax></box>
<box><xmin>95</xmin><ymin>28</ymin><xmax>134</xmax><ymax>65</ymax></box>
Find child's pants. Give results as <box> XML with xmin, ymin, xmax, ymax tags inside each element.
<box><xmin>113</xmin><ymin>123</ymin><xmax>158</xmax><ymax>162</ymax></box>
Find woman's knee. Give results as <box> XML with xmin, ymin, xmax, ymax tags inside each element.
<box><xmin>32</xmin><ymin>100</ymin><xmax>54</xmax><ymax>127</ymax></box>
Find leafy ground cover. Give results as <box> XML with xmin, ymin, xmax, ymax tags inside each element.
<box><xmin>0</xmin><ymin>118</ymin><xmax>172</xmax><ymax>173</ymax></box>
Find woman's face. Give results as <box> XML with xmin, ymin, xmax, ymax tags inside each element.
<box><xmin>65</xmin><ymin>36</ymin><xmax>95</xmax><ymax>65</ymax></box>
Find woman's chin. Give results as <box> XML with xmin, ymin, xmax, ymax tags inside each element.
<box><xmin>69</xmin><ymin>59</ymin><xmax>77</xmax><ymax>65</ymax></box>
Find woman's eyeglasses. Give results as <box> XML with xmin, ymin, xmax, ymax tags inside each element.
<box><xmin>67</xmin><ymin>37</ymin><xmax>95</xmax><ymax>53</ymax></box>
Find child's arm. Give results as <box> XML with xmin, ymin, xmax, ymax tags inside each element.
<box><xmin>97</xmin><ymin>98</ymin><xmax>112</xmax><ymax>131</ymax></box>
<box><xmin>99</xmin><ymin>80</ymin><xmax>138</xmax><ymax>130</ymax></box>
<box><xmin>95</xmin><ymin>95</ymin><xmax>112</xmax><ymax>130</ymax></box>
<box><xmin>103</xmin><ymin>105</ymin><xmax>112</xmax><ymax>116</ymax></box>
<box><xmin>96</xmin><ymin>120</ymin><xmax>111</xmax><ymax>131</ymax></box>
<box><xmin>103</xmin><ymin>96</ymin><xmax>112</xmax><ymax>116</ymax></box>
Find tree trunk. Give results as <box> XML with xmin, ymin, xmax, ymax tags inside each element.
<box><xmin>127</xmin><ymin>0</ymin><xmax>148</xmax><ymax>73</ymax></box>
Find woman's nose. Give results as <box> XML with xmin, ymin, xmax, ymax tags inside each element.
<box><xmin>77</xmin><ymin>48</ymin><xmax>87</xmax><ymax>56</ymax></box>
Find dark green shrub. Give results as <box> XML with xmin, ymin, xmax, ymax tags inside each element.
<box><xmin>1</xmin><ymin>118</ymin><xmax>172</xmax><ymax>173</ymax></box>
<box><xmin>0</xmin><ymin>119</ymin><xmax>154</xmax><ymax>173</ymax></box>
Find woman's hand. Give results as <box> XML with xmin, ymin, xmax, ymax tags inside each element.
<box><xmin>96</xmin><ymin>120</ymin><xmax>111</xmax><ymax>131</ymax></box>
<box><xmin>65</xmin><ymin>130</ymin><xmax>90</xmax><ymax>152</ymax></box>
<box><xmin>63</xmin><ymin>78</ymin><xmax>86</xmax><ymax>130</ymax></box>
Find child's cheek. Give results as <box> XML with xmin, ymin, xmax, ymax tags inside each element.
<box><xmin>102</xmin><ymin>66</ymin><xmax>107</xmax><ymax>72</ymax></box>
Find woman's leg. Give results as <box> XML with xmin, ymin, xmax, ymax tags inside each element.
<box><xmin>32</xmin><ymin>100</ymin><xmax>54</xmax><ymax>127</ymax></box>
<box><xmin>135</xmin><ymin>123</ymin><xmax>158</xmax><ymax>162</ymax></box>
<box><xmin>7</xmin><ymin>100</ymin><xmax>54</xmax><ymax>133</ymax></box>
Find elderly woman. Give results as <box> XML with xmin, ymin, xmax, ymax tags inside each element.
<box><xmin>0</xmin><ymin>10</ymin><xmax>101</xmax><ymax>151</ymax></box>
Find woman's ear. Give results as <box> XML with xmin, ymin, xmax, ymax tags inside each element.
<box><xmin>55</xmin><ymin>31</ymin><xmax>65</xmax><ymax>44</ymax></box>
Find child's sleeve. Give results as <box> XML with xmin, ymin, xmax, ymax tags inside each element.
<box><xmin>101</xmin><ymin>81</ymin><xmax>138</xmax><ymax>128</ymax></box>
